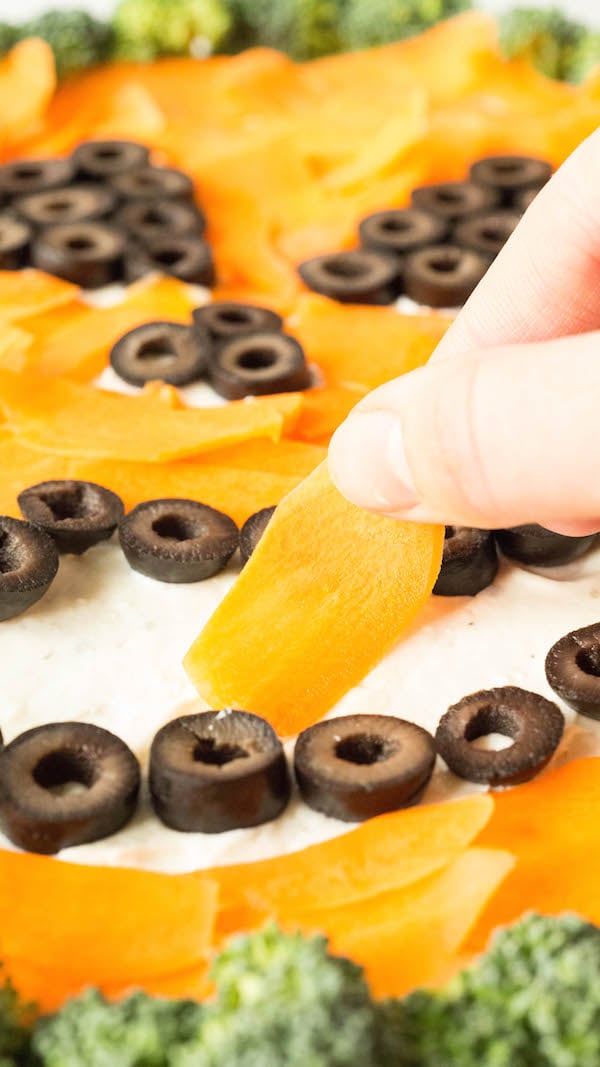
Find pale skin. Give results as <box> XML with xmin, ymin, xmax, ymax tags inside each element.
<box><xmin>329</xmin><ymin>127</ymin><xmax>600</xmax><ymax>537</ymax></box>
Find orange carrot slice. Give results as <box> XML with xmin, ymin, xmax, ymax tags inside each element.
<box><xmin>0</xmin><ymin>270</ymin><xmax>78</xmax><ymax>322</ymax></box>
<box><xmin>211</xmin><ymin>794</ymin><xmax>493</xmax><ymax>917</ymax></box>
<box><xmin>0</xmin><ymin>324</ymin><xmax>32</xmax><ymax>372</ymax></box>
<box><xmin>0</xmin><ymin>40</ymin><xmax>56</xmax><ymax>150</ymax></box>
<box><xmin>309</xmin><ymin>847</ymin><xmax>513</xmax><ymax>998</ymax></box>
<box><xmin>185</xmin><ymin>461</ymin><xmax>443</xmax><ymax>734</ymax></box>
<box><xmin>290</xmin><ymin>385</ymin><xmax>366</xmax><ymax>442</ymax></box>
<box><xmin>0</xmin><ymin>850</ymin><xmax>218</xmax><ymax>985</ymax></box>
<box><xmin>0</xmin><ymin>370</ymin><xmax>303</xmax><ymax>461</ymax></box>
<box><xmin>467</xmin><ymin>757</ymin><xmax>600</xmax><ymax>950</ymax></box>
<box><xmin>290</xmin><ymin>295</ymin><xmax>450</xmax><ymax>391</ymax></box>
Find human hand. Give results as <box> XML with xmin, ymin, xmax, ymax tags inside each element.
<box><xmin>328</xmin><ymin>128</ymin><xmax>600</xmax><ymax>536</ymax></box>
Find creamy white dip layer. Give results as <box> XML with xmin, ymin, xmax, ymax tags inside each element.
<box><xmin>1</xmin><ymin>285</ymin><xmax>598</xmax><ymax>872</ymax></box>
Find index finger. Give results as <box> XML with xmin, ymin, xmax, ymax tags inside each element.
<box><xmin>433</xmin><ymin>127</ymin><xmax>600</xmax><ymax>362</ymax></box>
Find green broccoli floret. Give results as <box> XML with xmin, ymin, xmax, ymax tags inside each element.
<box><xmin>222</xmin><ymin>0</ymin><xmax>345</xmax><ymax>59</ymax></box>
<box><xmin>499</xmin><ymin>6</ymin><xmax>597</xmax><ymax>82</ymax></box>
<box><xmin>31</xmin><ymin>988</ymin><xmax>204</xmax><ymax>1067</ymax></box>
<box><xmin>0</xmin><ymin>24</ymin><xmax>18</xmax><ymax>57</ymax></box>
<box><xmin>112</xmin><ymin>0</ymin><xmax>232</xmax><ymax>60</ymax></box>
<box><xmin>564</xmin><ymin>29</ymin><xmax>600</xmax><ymax>83</ymax></box>
<box><xmin>339</xmin><ymin>0</ymin><xmax>473</xmax><ymax>51</ymax></box>
<box><xmin>0</xmin><ymin>968</ymin><xmax>34</xmax><ymax>1066</ymax></box>
<box><xmin>16</xmin><ymin>10</ymin><xmax>113</xmax><ymax>78</ymax></box>
<box><xmin>378</xmin><ymin>912</ymin><xmax>600</xmax><ymax>1067</ymax></box>
<box><xmin>172</xmin><ymin>924</ymin><xmax>380</xmax><ymax>1067</ymax></box>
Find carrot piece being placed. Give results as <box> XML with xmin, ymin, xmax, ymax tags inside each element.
<box><xmin>310</xmin><ymin>847</ymin><xmax>514</xmax><ymax>998</ymax></box>
<box><xmin>211</xmin><ymin>793</ymin><xmax>493</xmax><ymax>922</ymax></box>
<box><xmin>185</xmin><ymin>461</ymin><xmax>443</xmax><ymax>735</ymax></box>
<box><xmin>467</xmin><ymin>757</ymin><xmax>600</xmax><ymax>950</ymax></box>
<box><xmin>0</xmin><ymin>850</ymin><xmax>218</xmax><ymax>995</ymax></box>
<box><xmin>0</xmin><ymin>370</ymin><xmax>303</xmax><ymax>462</ymax></box>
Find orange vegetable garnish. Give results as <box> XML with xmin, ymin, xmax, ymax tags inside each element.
<box><xmin>467</xmin><ymin>757</ymin><xmax>600</xmax><ymax>950</ymax></box>
<box><xmin>302</xmin><ymin>847</ymin><xmax>513</xmax><ymax>997</ymax></box>
<box><xmin>0</xmin><ymin>270</ymin><xmax>77</xmax><ymax>321</ymax></box>
<box><xmin>0</xmin><ymin>849</ymin><xmax>218</xmax><ymax>1008</ymax></box>
<box><xmin>211</xmin><ymin>793</ymin><xmax>493</xmax><ymax>920</ymax></box>
<box><xmin>0</xmin><ymin>370</ymin><xmax>303</xmax><ymax>461</ymax></box>
<box><xmin>0</xmin><ymin>40</ymin><xmax>56</xmax><ymax>151</ymax></box>
<box><xmin>185</xmin><ymin>461</ymin><xmax>443</xmax><ymax>734</ymax></box>
<box><xmin>290</xmin><ymin>295</ymin><xmax>450</xmax><ymax>391</ymax></box>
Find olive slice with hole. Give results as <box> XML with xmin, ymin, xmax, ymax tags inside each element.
<box><xmin>192</xmin><ymin>302</ymin><xmax>283</xmax><ymax>343</ymax></box>
<box><xmin>0</xmin><ymin>157</ymin><xmax>76</xmax><ymax>199</ymax></box>
<box><xmin>0</xmin><ymin>516</ymin><xmax>59</xmax><ymax>621</ymax></box>
<box><xmin>109</xmin><ymin>165</ymin><xmax>194</xmax><ymax>202</ymax></box>
<box><xmin>125</xmin><ymin>237</ymin><xmax>215</xmax><ymax>286</ymax></box>
<box><xmin>239</xmin><ymin>506</ymin><xmax>276</xmax><ymax>565</ymax></box>
<box><xmin>110</xmin><ymin>321</ymin><xmax>209</xmax><ymax>388</ymax></box>
<box><xmin>117</xmin><ymin>199</ymin><xmax>206</xmax><ymax>243</ymax></box>
<box><xmin>294</xmin><ymin>715</ymin><xmax>436</xmax><ymax>822</ymax></box>
<box><xmin>433</xmin><ymin>526</ymin><xmax>498</xmax><ymax>596</ymax></box>
<box><xmin>545</xmin><ymin>623</ymin><xmax>600</xmax><ymax>720</ymax></box>
<box><xmin>411</xmin><ymin>181</ymin><xmax>498</xmax><ymax>222</ymax></box>
<box><xmin>469</xmin><ymin>155</ymin><xmax>552</xmax><ymax>207</ymax></box>
<box><xmin>15</xmin><ymin>184</ymin><xmax>117</xmax><ymax>228</ymax></box>
<box><xmin>32</xmin><ymin>222</ymin><xmax>126</xmax><ymax>288</ymax></box>
<box><xmin>149</xmin><ymin>710</ymin><xmax>291</xmax><ymax>833</ymax></box>
<box><xmin>209</xmin><ymin>332</ymin><xmax>311</xmax><ymax>401</ymax></box>
<box><xmin>18</xmin><ymin>480</ymin><xmax>125</xmax><ymax>555</ymax></box>
<box><xmin>404</xmin><ymin>244</ymin><xmax>488</xmax><ymax>307</ymax></box>
<box><xmin>73</xmin><ymin>140</ymin><xmax>150</xmax><ymax>180</ymax></box>
<box><xmin>494</xmin><ymin>524</ymin><xmax>596</xmax><ymax>567</ymax></box>
<box><xmin>435</xmin><ymin>686</ymin><xmax>564</xmax><ymax>786</ymax></box>
<box><xmin>0</xmin><ymin>214</ymin><xmax>31</xmax><ymax>269</ymax></box>
<box><xmin>119</xmin><ymin>498</ymin><xmax>239</xmax><ymax>583</ymax></box>
<box><xmin>453</xmin><ymin>211</ymin><xmax>521</xmax><ymax>261</ymax></box>
<box><xmin>358</xmin><ymin>207</ymin><xmax>448</xmax><ymax>256</ymax></box>
<box><xmin>297</xmin><ymin>249</ymin><xmax>400</xmax><ymax>304</ymax></box>
<box><xmin>0</xmin><ymin>722</ymin><xmax>140</xmax><ymax>855</ymax></box>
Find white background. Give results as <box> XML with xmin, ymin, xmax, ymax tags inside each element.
<box><xmin>0</xmin><ymin>0</ymin><xmax>598</xmax><ymax>26</ymax></box>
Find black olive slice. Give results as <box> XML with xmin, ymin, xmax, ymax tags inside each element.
<box><xmin>149</xmin><ymin>710</ymin><xmax>291</xmax><ymax>833</ymax></box>
<box><xmin>516</xmin><ymin>187</ymin><xmax>539</xmax><ymax>213</ymax></box>
<box><xmin>433</xmin><ymin>526</ymin><xmax>498</xmax><ymax>596</ymax></box>
<box><xmin>119</xmin><ymin>498</ymin><xmax>239</xmax><ymax>583</ymax></box>
<box><xmin>411</xmin><ymin>181</ymin><xmax>498</xmax><ymax>222</ymax></box>
<box><xmin>494</xmin><ymin>524</ymin><xmax>596</xmax><ymax>567</ymax></box>
<box><xmin>18</xmin><ymin>480</ymin><xmax>125</xmax><ymax>555</ymax></box>
<box><xmin>0</xmin><ymin>516</ymin><xmax>59</xmax><ymax>621</ymax></box>
<box><xmin>125</xmin><ymin>237</ymin><xmax>215</xmax><ymax>286</ymax></box>
<box><xmin>297</xmin><ymin>249</ymin><xmax>400</xmax><ymax>304</ymax></box>
<box><xmin>117</xmin><ymin>199</ymin><xmax>206</xmax><ymax>244</ymax></box>
<box><xmin>239</xmin><ymin>506</ymin><xmax>276</xmax><ymax>565</ymax></box>
<box><xmin>109</xmin><ymin>165</ymin><xmax>194</xmax><ymax>202</ymax></box>
<box><xmin>73</xmin><ymin>140</ymin><xmax>151</xmax><ymax>180</ymax></box>
<box><xmin>0</xmin><ymin>157</ymin><xmax>76</xmax><ymax>199</ymax></box>
<box><xmin>545</xmin><ymin>623</ymin><xmax>600</xmax><ymax>720</ymax></box>
<box><xmin>0</xmin><ymin>214</ymin><xmax>31</xmax><ymax>269</ymax></box>
<box><xmin>192</xmin><ymin>302</ymin><xmax>283</xmax><ymax>343</ymax></box>
<box><xmin>209</xmin><ymin>332</ymin><xmax>311</xmax><ymax>401</ymax></box>
<box><xmin>294</xmin><ymin>715</ymin><xmax>436</xmax><ymax>822</ymax></box>
<box><xmin>435</xmin><ymin>686</ymin><xmax>564</xmax><ymax>786</ymax></box>
<box><xmin>453</xmin><ymin>211</ymin><xmax>521</xmax><ymax>260</ymax></box>
<box><xmin>31</xmin><ymin>222</ymin><xmax>126</xmax><ymax>288</ymax></box>
<box><xmin>358</xmin><ymin>207</ymin><xmax>448</xmax><ymax>256</ymax></box>
<box><xmin>469</xmin><ymin>155</ymin><xmax>552</xmax><ymax>207</ymax></box>
<box><xmin>110</xmin><ymin>321</ymin><xmax>208</xmax><ymax>388</ymax></box>
<box><xmin>0</xmin><ymin>722</ymin><xmax>140</xmax><ymax>855</ymax></box>
<box><xmin>404</xmin><ymin>244</ymin><xmax>488</xmax><ymax>307</ymax></box>
<box><xmin>15</xmin><ymin>184</ymin><xmax>117</xmax><ymax>228</ymax></box>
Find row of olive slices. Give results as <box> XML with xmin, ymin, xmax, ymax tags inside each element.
<box><xmin>2</xmin><ymin>614</ymin><xmax>600</xmax><ymax>856</ymax></box>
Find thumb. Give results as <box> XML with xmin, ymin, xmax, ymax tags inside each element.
<box><xmin>328</xmin><ymin>330</ymin><xmax>600</xmax><ymax>532</ymax></box>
